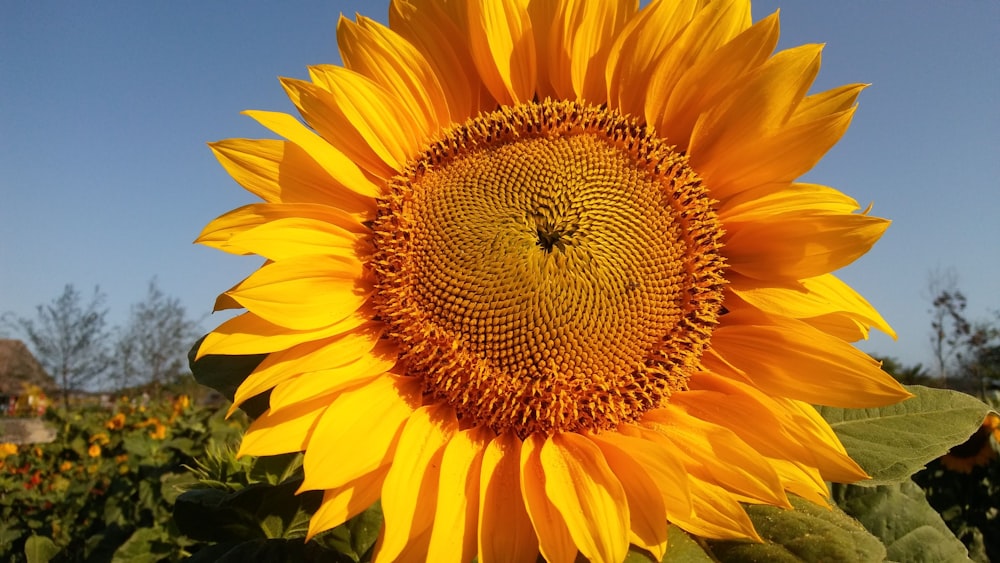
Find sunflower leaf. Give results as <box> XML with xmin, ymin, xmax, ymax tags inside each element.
<box><xmin>816</xmin><ymin>385</ymin><xmax>990</xmax><ymax>485</ymax></box>
<box><xmin>658</xmin><ymin>526</ymin><xmax>715</xmax><ymax>562</ymax></box>
<box><xmin>188</xmin><ymin>335</ymin><xmax>269</xmax><ymax>416</ymax></box>
<box><xmin>832</xmin><ymin>481</ymin><xmax>972</xmax><ymax>563</ymax></box>
<box><xmin>705</xmin><ymin>496</ymin><xmax>886</xmax><ymax>562</ymax></box>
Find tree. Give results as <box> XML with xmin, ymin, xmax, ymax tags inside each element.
<box><xmin>927</xmin><ymin>269</ymin><xmax>971</xmax><ymax>385</ymax></box>
<box><xmin>112</xmin><ymin>279</ymin><xmax>201</xmax><ymax>394</ymax></box>
<box><xmin>6</xmin><ymin>285</ymin><xmax>111</xmax><ymax>408</ymax></box>
<box><xmin>874</xmin><ymin>356</ymin><xmax>935</xmax><ymax>387</ymax></box>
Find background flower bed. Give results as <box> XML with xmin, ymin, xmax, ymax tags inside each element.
<box><xmin>0</xmin><ymin>395</ymin><xmax>246</xmax><ymax>563</ymax></box>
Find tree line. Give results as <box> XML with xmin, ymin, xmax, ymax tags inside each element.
<box><xmin>878</xmin><ymin>269</ymin><xmax>1000</xmax><ymax>399</ymax></box>
<box><xmin>2</xmin><ymin>281</ymin><xmax>202</xmax><ymax>408</ymax></box>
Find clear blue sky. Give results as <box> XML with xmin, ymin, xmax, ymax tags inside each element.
<box><xmin>2</xmin><ymin>1</ymin><xmax>997</xmax><ymax>370</ymax></box>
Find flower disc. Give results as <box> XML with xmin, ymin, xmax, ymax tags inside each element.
<box><xmin>373</xmin><ymin>100</ymin><xmax>725</xmax><ymax>436</ymax></box>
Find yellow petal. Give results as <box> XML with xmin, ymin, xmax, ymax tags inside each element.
<box><xmin>723</xmin><ymin>210</ymin><xmax>890</xmax><ymax>281</ymax></box>
<box><xmin>225</xmin><ymin>255</ymin><xmax>370</xmax><ymax>331</ymax></box>
<box><xmin>377</xmin><ymin>404</ymin><xmax>457</xmax><ymax>562</ymax></box>
<box><xmin>690</xmin><ymin>43</ymin><xmax>823</xmax><ymax>189</ymax></box>
<box><xmin>592</xmin><ymin>428</ymin><xmax>693</xmax><ymax>521</ymax></box>
<box><xmin>197</xmin><ymin>203</ymin><xmax>367</xmax><ymax>256</ymax></box>
<box><xmin>282</xmin><ymin>74</ymin><xmax>413</xmax><ymax>178</ymax></box>
<box><xmin>197</xmin><ymin>307</ymin><xmax>372</xmax><ymax>358</ymax></box>
<box><xmin>790</xmin><ymin>82</ymin><xmax>867</xmax><ymax>126</ymax></box>
<box><xmin>710</xmin><ymin>311</ymin><xmax>912</xmax><ymax>407</ymax></box>
<box><xmin>339</xmin><ymin>15</ymin><xmax>450</xmax><ymax>133</ymax></box>
<box><xmin>208</xmin><ymin>139</ymin><xmax>376</xmax><ymax>215</ymax></box>
<box><xmin>427</xmin><ymin>426</ymin><xmax>492</xmax><ymax>563</ymax></box>
<box><xmin>238</xmin><ymin>395</ymin><xmax>327</xmax><ymax>457</ymax></box>
<box><xmin>681</xmin><ymin>476</ymin><xmax>761</xmax><ymax>541</ymax></box>
<box><xmin>679</xmin><ymin>371</ymin><xmax>864</xmax><ymax>482</ymax></box>
<box><xmin>719</xmin><ymin>182</ymin><xmax>861</xmax><ymax>222</ymax></box>
<box><xmin>540</xmin><ymin>432</ymin><xmax>630</xmax><ymax>563</ymax></box>
<box><xmin>776</xmin><ymin>397</ymin><xmax>869</xmax><ymax>483</ymax></box>
<box><xmin>243</xmin><ymin>110</ymin><xmax>381</xmax><ymax>198</ymax></box>
<box><xmin>307</xmin><ymin>466</ymin><xmax>389</xmax><ymax>540</ymax></box>
<box><xmin>643</xmin><ymin>406</ymin><xmax>789</xmax><ymax>508</ymax></box>
<box><xmin>767</xmin><ymin>458</ymin><xmax>831</xmax><ymax>507</ymax></box>
<box><xmin>606</xmin><ymin>0</ymin><xmax>700</xmax><ymax>117</ymax></box>
<box><xmin>520</xmin><ymin>433</ymin><xmax>577</xmax><ymax>563</ymax></box>
<box><xmin>466</xmin><ymin>0</ymin><xmax>536</xmax><ymax>105</ymax></box>
<box><xmin>546</xmin><ymin>0</ymin><xmax>637</xmax><ymax>103</ymax></box>
<box><xmin>268</xmin><ymin>345</ymin><xmax>397</xmax><ymax>414</ymax></box>
<box><xmin>655</xmin><ymin>10</ymin><xmax>779</xmax><ymax>147</ymax></box>
<box><xmin>478</xmin><ymin>431</ymin><xmax>539</xmax><ymax>563</ymax></box>
<box><xmin>704</xmin><ymin>107</ymin><xmax>858</xmax><ymax>195</ymax></box>
<box><xmin>590</xmin><ymin>432</ymin><xmax>668</xmax><ymax>561</ymax></box>
<box><xmin>645</xmin><ymin>0</ymin><xmax>753</xmax><ymax>139</ymax></box>
<box><xmin>225</xmin><ymin>218</ymin><xmax>364</xmax><ymax>262</ymax></box>
<box><xmin>729</xmin><ymin>273</ymin><xmax>895</xmax><ymax>339</ymax></box>
<box><xmin>232</xmin><ymin>324</ymin><xmax>387</xmax><ymax>412</ymax></box>
<box><xmin>388</xmin><ymin>0</ymin><xmax>488</xmax><ymax>118</ymax></box>
<box><xmin>301</xmin><ymin>374</ymin><xmax>420</xmax><ymax>491</ymax></box>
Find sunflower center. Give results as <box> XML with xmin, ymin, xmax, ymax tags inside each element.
<box><xmin>372</xmin><ymin>100</ymin><xmax>725</xmax><ymax>437</ymax></box>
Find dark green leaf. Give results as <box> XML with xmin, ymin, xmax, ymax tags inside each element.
<box><xmin>24</xmin><ymin>535</ymin><xmax>60</xmax><ymax>563</ymax></box>
<box><xmin>707</xmin><ymin>496</ymin><xmax>886</xmax><ymax>563</ymax></box>
<box><xmin>833</xmin><ymin>481</ymin><xmax>972</xmax><ymax>563</ymax></box>
<box><xmin>185</xmin><ymin>538</ymin><xmax>352</xmax><ymax>563</ymax></box>
<box><xmin>188</xmin><ymin>336</ymin><xmax>267</xmax><ymax>404</ymax></box>
<box><xmin>346</xmin><ymin>501</ymin><xmax>382</xmax><ymax>560</ymax></box>
<box><xmin>817</xmin><ymin>385</ymin><xmax>990</xmax><ymax>484</ymax></box>
<box><xmin>173</xmin><ymin>488</ymin><xmax>266</xmax><ymax>543</ymax></box>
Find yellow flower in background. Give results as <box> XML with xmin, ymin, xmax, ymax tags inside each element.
<box><xmin>87</xmin><ymin>444</ymin><xmax>101</xmax><ymax>458</ymax></box>
<box><xmin>137</xmin><ymin>417</ymin><xmax>168</xmax><ymax>440</ymax></box>
<box><xmin>199</xmin><ymin>0</ymin><xmax>912</xmax><ymax>560</ymax></box>
<box><xmin>941</xmin><ymin>412</ymin><xmax>1000</xmax><ymax>474</ymax></box>
<box><xmin>106</xmin><ymin>413</ymin><xmax>127</xmax><ymax>431</ymax></box>
<box><xmin>89</xmin><ymin>433</ymin><xmax>110</xmax><ymax>446</ymax></box>
<box><xmin>0</xmin><ymin>443</ymin><xmax>17</xmax><ymax>460</ymax></box>
<box><xmin>59</xmin><ymin>460</ymin><xmax>74</xmax><ymax>472</ymax></box>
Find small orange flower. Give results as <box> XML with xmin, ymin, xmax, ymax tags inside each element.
<box><xmin>59</xmin><ymin>461</ymin><xmax>73</xmax><ymax>472</ymax></box>
<box><xmin>87</xmin><ymin>444</ymin><xmax>101</xmax><ymax>458</ymax></box>
<box><xmin>0</xmin><ymin>443</ymin><xmax>17</xmax><ymax>460</ymax></box>
<box><xmin>106</xmin><ymin>413</ymin><xmax>126</xmax><ymax>431</ymax></box>
<box><xmin>89</xmin><ymin>432</ymin><xmax>110</xmax><ymax>446</ymax></box>
<box><xmin>149</xmin><ymin>422</ymin><xmax>167</xmax><ymax>441</ymax></box>
<box><xmin>941</xmin><ymin>412</ymin><xmax>1000</xmax><ymax>474</ymax></box>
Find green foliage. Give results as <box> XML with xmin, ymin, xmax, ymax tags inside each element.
<box><xmin>912</xmin><ymin>432</ymin><xmax>1000</xmax><ymax>562</ymax></box>
<box><xmin>816</xmin><ymin>385</ymin><xmax>990</xmax><ymax>485</ymax></box>
<box><xmin>833</xmin><ymin>481</ymin><xmax>971</xmax><ymax>563</ymax></box>
<box><xmin>0</xmin><ymin>398</ymin><xmax>246</xmax><ymax>562</ymax></box>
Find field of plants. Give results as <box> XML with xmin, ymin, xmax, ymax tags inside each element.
<box><xmin>0</xmin><ymin>394</ymin><xmax>248</xmax><ymax>562</ymax></box>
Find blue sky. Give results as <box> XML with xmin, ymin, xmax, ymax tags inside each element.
<box><xmin>1</xmin><ymin>1</ymin><xmax>997</xmax><ymax>370</ymax></box>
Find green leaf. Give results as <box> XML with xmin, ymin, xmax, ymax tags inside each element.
<box><xmin>24</xmin><ymin>535</ymin><xmax>60</xmax><ymax>563</ymax></box>
<box><xmin>817</xmin><ymin>385</ymin><xmax>990</xmax><ymax>485</ymax></box>
<box><xmin>833</xmin><ymin>481</ymin><xmax>972</xmax><ymax>563</ymax></box>
<box><xmin>111</xmin><ymin>526</ymin><xmax>169</xmax><ymax>563</ymax></box>
<box><xmin>173</xmin><ymin>488</ymin><xmax>266</xmax><ymax>543</ymax></box>
<box><xmin>662</xmin><ymin>526</ymin><xmax>714</xmax><ymax>562</ymax></box>
<box><xmin>188</xmin><ymin>336</ymin><xmax>268</xmax><ymax>404</ymax></box>
<box><xmin>706</xmin><ymin>496</ymin><xmax>886</xmax><ymax>562</ymax></box>
<box><xmin>185</xmin><ymin>538</ymin><xmax>351</xmax><ymax>563</ymax></box>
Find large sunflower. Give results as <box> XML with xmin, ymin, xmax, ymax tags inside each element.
<box><xmin>198</xmin><ymin>1</ymin><xmax>912</xmax><ymax>561</ymax></box>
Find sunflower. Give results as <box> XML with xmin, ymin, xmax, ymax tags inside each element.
<box><xmin>940</xmin><ymin>412</ymin><xmax>1000</xmax><ymax>474</ymax></box>
<box><xmin>198</xmin><ymin>1</ymin><xmax>912</xmax><ymax>561</ymax></box>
